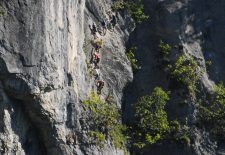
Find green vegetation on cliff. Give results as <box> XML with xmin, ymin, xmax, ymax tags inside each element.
<box><xmin>199</xmin><ymin>83</ymin><xmax>225</xmax><ymax>142</ymax></box>
<box><xmin>159</xmin><ymin>40</ymin><xmax>172</xmax><ymax>58</ymax></box>
<box><xmin>84</xmin><ymin>92</ymin><xmax>128</xmax><ymax>150</ymax></box>
<box><xmin>0</xmin><ymin>6</ymin><xmax>5</xmax><ymax>17</ymax></box>
<box><xmin>129</xmin><ymin>87</ymin><xmax>193</xmax><ymax>150</ymax></box>
<box><xmin>158</xmin><ymin>40</ymin><xmax>172</xmax><ymax>71</ymax></box>
<box><xmin>131</xmin><ymin>87</ymin><xmax>170</xmax><ymax>148</ymax></box>
<box><xmin>126</xmin><ymin>47</ymin><xmax>141</xmax><ymax>71</ymax></box>
<box><xmin>171</xmin><ymin>55</ymin><xmax>200</xmax><ymax>96</ymax></box>
<box><xmin>158</xmin><ymin>41</ymin><xmax>225</xmax><ymax>145</ymax></box>
<box><xmin>159</xmin><ymin>41</ymin><xmax>201</xmax><ymax>97</ymax></box>
<box><xmin>112</xmin><ymin>0</ymin><xmax>149</xmax><ymax>23</ymax></box>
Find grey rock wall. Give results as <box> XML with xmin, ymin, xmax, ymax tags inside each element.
<box><xmin>1</xmin><ymin>0</ymin><xmax>225</xmax><ymax>155</ymax></box>
<box><xmin>0</xmin><ymin>0</ymin><xmax>133</xmax><ymax>154</ymax></box>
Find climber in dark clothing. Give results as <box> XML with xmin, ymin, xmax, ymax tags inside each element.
<box><xmin>96</xmin><ymin>80</ymin><xmax>104</xmax><ymax>94</ymax></box>
<box><xmin>101</xmin><ymin>20</ymin><xmax>107</xmax><ymax>34</ymax></box>
<box><xmin>95</xmin><ymin>39</ymin><xmax>103</xmax><ymax>52</ymax></box>
<box><xmin>101</xmin><ymin>20</ymin><xmax>106</xmax><ymax>28</ymax></box>
<box><xmin>111</xmin><ymin>15</ymin><xmax>116</xmax><ymax>27</ymax></box>
<box><xmin>89</xmin><ymin>23</ymin><xmax>98</xmax><ymax>38</ymax></box>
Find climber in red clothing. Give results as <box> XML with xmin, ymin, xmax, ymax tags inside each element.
<box><xmin>93</xmin><ymin>52</ymin><xmax>101</xmax><ymax>66</ymax></box>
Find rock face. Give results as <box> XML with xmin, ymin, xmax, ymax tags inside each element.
<box><xmin>0</xmin><ymin>0</ymin><xmax>225</xmax><ymax>155</ymax></box>
<box><xmin>0</xmin><ymin>0</ymin><xmax>133</xmax><ymax>154</ymax></box>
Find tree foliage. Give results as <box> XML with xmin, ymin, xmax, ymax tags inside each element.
<box><xmin>84</xmin><ymin>92</ymin><xmax>128</xmax><ymax>150</ymax></box>
<box><xmin>112</xmin><ymin>0</ymin><xmax>149</xmax><ymax>24</ymax></box>
<box><xmin>126</xmin><ymin>47</ymin><xmax>141</xmax><ymax>71</ymax></box>
<box><xmin>133</xmin><ymin>87</ymin><xmax>170</xmax><ymax>147</ymax></box>
<box><xmin>0</xmin><ymin>6</ymin><xmax>5</xmax><ymax>17</ymax></box>
<box><xmin>171</xmin><ymin>55</ymin><xmax>200</xmax><ymax>96</ymax></box>
<box><xmin>199</xmin><ymin>83</ymin><xmax>225</xmax><ymax>141</ymax></box>
<box><xmin>159</xmin><ymin>40</ymin><xmax>172</xmax><ymax>70</ymax></box>
<box><xmin>159</xmin><ymin>40</ymin><xmax>172</xmax><ymax>57</ymax></box>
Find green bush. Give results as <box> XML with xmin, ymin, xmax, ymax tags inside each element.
<box><xmin>133</xmin><ymin>87</ymin><xmax>170</xmax><ymax>147</ymax></box>
<box><xmin>169</xmin><ymin>120</ymin><xmax>181</xmax><ymax>133</ymax></box>
<box><xmin>126</xmin><ymin>47</ymin><xmax>141</xmax><ymax>71</ymax></box>
<box><xmin>112</xmin><ymin>0</ymin><xmax>149</xmax><ymax>24</ymax></box>
<box><xmin>171</xmin><ymin>55</ymin><xmax>200</xmax><ymax>96</ymax></box>
<box><xmin>159</xmin><ymin>40</ymin><xmax>172</xmax><ymax>71</ymax></box>
<box><xmin>159</xmin><ymin>40</ymin><xmax>172</xmax><ymax>57</ymax></box>
<box><xmin>84</xmin><ymin>92</ymin><xmax>128</xmax><ymax>150</ymax></box>
<box><xmin>158</xmin><ymin>42</ymin><xmax>200</xmax><ymax>96</ymax></box>
<box><xmin>0</xmin><ymin>6</ymin><xmax>5</xmax><ymax>17</ymax></box>
<box><xmin>126</xmin><ymin>0</ymin><xmax>149</xmax><ymax>24</ymax></box>
<box><xmin>176</xmin><ymin>133</ymin><xmax>191</xmax><ymax>145</ymax></box>
<box><xmin>168</xmin><ymin>120</ymin><xmax>192</xmax><ymax>145</ymax></box>
<box><xmin>112</xmin><ymin>0</ymin><xmax>126</xmax><ymax>11</ymax></box>
<box><xmin>130</xmin><ymin>87</ymin><xmax>193</xmax><ymax>148</ymax></box>
<box><xmin>214</xmin><ymin>83</ymin><xmax>225</xmax><ymax>105</ymax></box>
<box><xmin>205</xmin><ymin>60</ymin><xmax>212</xmax><ymax>68</ymax></box>
<box><xmin>199</xmin><ymin>83</ymin><xmax>225</xmax><ymax>141</ymax></box>
<box><xmin>110</xmin><ymin>125</ymin><xmax>128</xmax><ymax>149</ymax></box>
<box><xmin>89</xmin><ymin>131</ymin><xmax>106</xmax><ymax>147</ymax></box>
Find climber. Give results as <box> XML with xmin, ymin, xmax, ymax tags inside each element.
<box><xmin>111</xmin><ymin>14</ymin><xmax>117</xmax><ymax>27</ymax></box>
<box><xmin>107</xmin><ymin>10</ymin><xmax>113</xmax><ymax>21</ymax></box>
<box><xmin>93</xmin><ymin>65</ymin><xmax>100</xmax><ymax>80</ymax></box>
<box><xmin>96</xmin><ymin>80</ymin><xmax>105</xmax><ymax>94</ymax></box>
<box><xmin>101</xmin><ymin>20</ymin><xmax>107</xmax><ymax>35</ymax></box>
<box><xmin>95</xmin><ymin>38</ymin><xmax>103</xmax><ymax>52</ymax></box>
<box><xmin>89</xmin><ymin>23</ymin><xmax>98</xmax><ymax>39</ymax></box>
<box><xmin>93</xmin><ymin>51</ymin><xmax>101</xmax><ymax>66</ymax></box>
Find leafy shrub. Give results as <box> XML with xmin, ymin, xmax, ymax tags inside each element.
<box><xmin>171</xmin><ymin>55</ymin><xmax>200</xmax><ymax>96</ymax></box>
<box><xmin>112</xmin><ymin>0</ymin><xmax>149</xmax><ymax>24</ymax></box>
<box><xmin>0</xmin><ymin>6</ymin><xmax>5</xmax><ymax>17</ymax></box>
<box><xmin>159</xmin><ymin>40</ymin><xmax>172</xmax><ymax>57</ymax></box>
<box><xmin>112</xmin><ymin>0</ymin><xmax>126</xmax><ymax>11</ymax></box>
<box><xmin>199</xmin><ymin>83</ymin><xmax>225</xmax><ymax>141</ymax></box>
<box><xmin>133</xmin><ymin>87</ymin><xmax>170</xmax><ymax>147</ymax></box>
<box><xmin>126</xmin><ymin>0</ymin><xmax>149</xmax><ymax>24</ymax></box>
<box><xmin>89</xmin><ymin>131</ymin><xmax>106</xmax><ymax>147</ymax></box>
<box><xmin>168</xmin><ymin>120</ymin><xmax>192</xmax><ymax>145</ymax></box>
<box><xmin>205</xmin><ymin>60</ymin><xmax>212</xmax><ymax>72</ymax></box>
<box><xmin>169</xmin><ymin>120</ymin><xmax>181</xmax><ymax>133</ymax></box>
<box><xmin>214</xmin><ymin>83</ymin><xmax>225</xmax><ymax>105</ymax></box>
<box><xmin>176</xmin><ymin>133</ymin><xmax>191</xmax><ymax>145</ymax></box>
<box><xmin>205</xmin><ymin>60</ymin><xmax>212</xmax><ymax>67</ymax></box>
<box><xmin>158</xmin><ymin>41</ymin><xmax>201</xmax><ymax>96</ymax></box>
<box><xmin>126</xmin><ymin>47</ymin><xmax>141</xmax><ymax>71</ymax></box>
<box><xmin>84</xmin><ymin>92</ymin><xmax>128</xmax><ymax>150</ymax></box>
<box><xmin>130</xmin><ymin>87</ymin><xmax>193</xmax><ymax>148</ymax></box>
<box><xmin>145</xmin><ymin>133</ymin><xmax>161</xmax><ymax>145</ymax></box>
<box><xmin>159</xmin><ymin>40</ymin><xmax>172</xmax><ymax>70</ymax></box>
<box><xmin>110</xmin><ymin>125</ymin><xmax>128</xmax><ymax>149</ymax></box>
<box><xmin>85</xmin><ymin>60</ymin><xmax>94</xmax><ymax>75</ymax></box>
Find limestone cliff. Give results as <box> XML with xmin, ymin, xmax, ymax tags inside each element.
<box><xmin>0</xmin><ymin>0</ymin><xmax>133</xmax><ymax>154</ymax></box>
<box><xmin>0</xmin><ymin>0</ymin><xmax>225</xmax><ymax>155</ymax></box>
